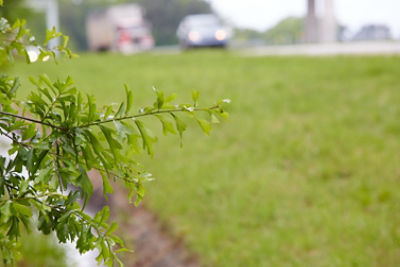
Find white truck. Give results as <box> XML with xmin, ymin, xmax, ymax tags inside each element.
<box><xmin>86</xmin><ymin>4</ymin><xmax>154</xmax><ymax>53</ymax></box>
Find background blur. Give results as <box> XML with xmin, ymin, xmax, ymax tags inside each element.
<box><xmin>2</xmin><ymin>0</ymin><xmax>400</xmax><ymax>266</ymax></box>
<box><xmin>2</xmin><ymin>0</ymin><xmax>400</xmax><ymax>50</ymax></box>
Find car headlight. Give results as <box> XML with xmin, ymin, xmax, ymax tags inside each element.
<box><xmin>188</xmin><ymin>31</ymin><xmax>200</xmax><ymax>42</ymax></box>
<box><xmin>215</xmin><ymin>29</ymin><xmax>227</xmax><ymax>41</ymax></box>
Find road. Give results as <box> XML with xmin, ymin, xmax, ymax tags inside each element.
<box><xmin>241</xmin><ymin>41</ymin><xmax>400</xmax><ymax>56</ymax></box>
<box><xmin>153</xmin><ymin>41</ymin><xmax>400</xmax><ymax>56</ymax></box>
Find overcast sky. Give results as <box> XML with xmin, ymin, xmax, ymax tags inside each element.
<box><xmin>209</xmin><ymin>0</ymin><xmax>400</xmax><ymax>36</ymax></box>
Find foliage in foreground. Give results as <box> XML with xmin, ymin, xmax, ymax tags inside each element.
<box><xmin>0</xmin><ymin>10</ymin><xmax>229</xmax><ymax>266</ymax></box>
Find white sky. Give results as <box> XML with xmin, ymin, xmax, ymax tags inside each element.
<box><xmin>209</xmin><ymin>0</ymin><xmax>400</xmax><ymax>37</ymax></box>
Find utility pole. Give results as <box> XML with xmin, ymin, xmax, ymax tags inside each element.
<box><xmin>28</xmin><ymin>0</ymin><xmax>60</xmax><ymax>49</ymax></box>
<box><xmin>46</xmin><ymin>0</ymin><xmax>60</xmax><ymax>49</ymax></box>
<box><xmin>320</xmin><ymin>0</ymin><xmax>336</xmax><ymax>43</ymax></box>
<box><xmin>305</xmin><ymin>0</ymin><xmax>318</xmax><ymax>43</ymax></box>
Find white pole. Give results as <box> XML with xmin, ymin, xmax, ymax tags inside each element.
<box><xmin>305</xmin><ymin>0</ymin><xmax>318</xmax><ymax>43</ymax></box>
<box><xmin>46</xmin><ymin>0</ymin><xmax>60</xmax><ymax>49</ymax></box>
<box><xmin>320</xmin><ymin>0</ymin><xmax>336</xmax><ymax>43</ymax></box>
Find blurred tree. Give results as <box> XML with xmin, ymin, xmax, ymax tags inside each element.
<box><xmin>26</xmin><ymin>12</ymin><xmax>47</xmax><ymax>44</ymax></box>
<box><xmin>0</xmin><ymin>0</ymin><xmax>30</xmax><ymax>23</ymax></box>
<box><xmin>58</xmin><ymin>1</ymin><xmax>96</xmax><ymax>50</ymax></box>
<box><xmin>263</xmin><ymin>16</ymin><xmax>304</xmax><ymax>45</ymax></box>
<box><xmin>233</xmin><ymin>28</ymin><xmax>265</xmax><ymax>45</ymax></box>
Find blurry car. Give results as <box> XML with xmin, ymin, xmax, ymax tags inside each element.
<box><xmin>86</xmin><ymin>4</ymin><xmax>154</xmax><ymax>54</ymax></box>
<box><xmin>177</xmin><ymin>14</ymin><xmax>230</xmax><ymax>49</ymax></box>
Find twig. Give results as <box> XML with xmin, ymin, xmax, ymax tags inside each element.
<box><xmin>0</xmin><ymin>110</ymin><xmax>64</xmax><ymax>130</ymax></box>
<box><xmin>77</xmin><ymin>106</ymin><xmax>219</xmax><ymax>128</ymax></box>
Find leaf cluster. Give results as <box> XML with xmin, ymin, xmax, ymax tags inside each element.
<box><xmin>0</xmin><ymin>14</ymin><xmax>76</xmax><ymax>68</ymax></box>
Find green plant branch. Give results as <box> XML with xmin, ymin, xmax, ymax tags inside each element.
<box><xmin>0</xmin><ymin>110</ymin><xmax>63</xmax><ymax>130</ymax></box>
<box><xmin>0</xmin><ymin>130</ymin><xmax>29</xmax><ymax>148</ymax></box>
<box><xmin>0</xmin><ymin>130</ymin><xmax>139</xmax><ymax>188</ymax></box>
<box><xmin>1</xmin><ymin>189</ymin><xmax>109</xmax><ymax>240</ymax></box>
<box><xmin>40</xmin><ymin>90</ymin><xmax>63</xmax><ymax>124</ymax></box>
<box><xmin>17</xmin><ymin>192</ymin><xmax>65</xmax><ymax>201</ymax></box>
<box><xmin>77</xmin><ymin>105</ymin><xmax>219</xmax><ymax>128</ymax></box>
<box><xmin>0</xmin><ymin>12</ymin><xmax>229</xmax><ymax>265</ymax></box>
<box><xmin>93</xmin><ymin>166</ymin><xmax>141</xmax><ymax>184</ymax></box>
<box><xmin>1</xmin><ymin>105</ymin><xmax>220</xmax><ymax>132</ymax></box>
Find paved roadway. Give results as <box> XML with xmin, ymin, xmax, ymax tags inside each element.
<box><xmin>153</xmin><ymin>41</ymin><xmax>400</xmax><ymax>56</ymax></box>
<box><xmin>241</xmin><ymin>41</ymin><xmax>400</xmax><ymax>56</ymax></box>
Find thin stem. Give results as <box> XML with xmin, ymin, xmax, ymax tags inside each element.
<box><xmin>21</xmin><ymin>192</ymin><xmax>66</xmax><ymax>200</ymax></box>
<box><xmin>93</xmin><ymin>166</ymin><xmax>139</xmax><ymax>184</ymax></box>
<box><xmin>41</xmin><ymin>92</ymin><xmax>61</xmax><ymax>123</ymax></box>
<box><xmin>0</xmin><ymin>130</ymin><xmax>29</xmax><ymax>148</ymax></box>
<box><xmin>77</xmin><ymin>106</ymin><xmax>219</xmax><ymax>128</ymax></box>
<box><xmin>0</xmin><ymin>110</ymin><xmax>64</xmax><ymax>130</ymax></box>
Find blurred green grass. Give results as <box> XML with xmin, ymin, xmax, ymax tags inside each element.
<box><xmin>0</xmin><ymin>231</ymin><xmax>69</xmax><ymax>267</ymax></box>
<box><xmin>11</xmin><ymin>51</ymin><xmax>400</xmax><ymax>266</ymax></box>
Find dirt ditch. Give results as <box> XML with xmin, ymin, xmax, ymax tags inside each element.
<box><xmin>88</xmin><ymin>175</ymin><xmax>199</xmax><ymax>267</ymax></box>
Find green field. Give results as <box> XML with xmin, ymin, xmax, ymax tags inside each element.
<box><xmin>11</xmin><ymin>52</ymin><xmax>400</xmax><ymax>266</ymax></box>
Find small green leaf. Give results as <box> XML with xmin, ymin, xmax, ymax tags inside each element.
<box><xmin>105</xmin><ymin>222</ymin><xmax>118</xmax><ymax>235</ymax></box>
<box><xmin>116</xmin><ymin>257</ymin><xmax>124</xmax><ymax>267</ymax></box>
<box><xmin>39</xmin><ymin>74</ymin><xmax>55</xmax><ymax>91</ymax></box>
<box><xmin>21</xmin><ymin>123</ymin><xmax>36</xmax><ymax>140</ymax></box>
<box><xmin>13</xmin><ymin>203</ymin><xmax>32</xmax><ymax>217</ymax></box>
<box><xmin>87</xmin><ymin>94</ymin><xmax>96</xmax><ymax>121</ymax></box>
<box><xmin>101</xmin><ymin>240</ymin><xmax>110</xmax><ymax>259</ymax></box>
<box><xmin>115</xmin><ymin>102</ymin><xmax>126</xmax><ymax>118</ymax></box>
<box><xmin>101</xmin><ymin>173</ymin><xmax>114</xmax><ymax>199</ymax></box>
<box><xmin>62</xmin><ymin>35</ymin><xmax>69</xmax><ymax>48</ymax></box>
<box><xmin>124</xmin><ymin>84</ymin><xmax>133</xmax><ymax>115</ymax></box>
<box><xmin>24</xmin><ymin>48</ymin><xmax>31</xmax><ymax>64</ymax></box>
<box><xmin>77</xmin><ymin>166</ymin><xmax>93</xmax><ymax>209</ymax></box>
<box><xmin>97</xmin><ymin>206</ymin><xmax>110</xmax><ymax>225</ymax></box>
<box><xmin>31</xmin><ymin>149</ymin><xmax>49</xmax><ymax>176</ymax></box>
<box><xmin>44</xmin><ymin>27</ymin><xmax>62</xmax><ymax>46</ymax></box>
<box><xmin>85</xmin><ymin>130</ymin><xmax>111</xmax><ymax>169</ymax></box>
<box><xmin>99</xmin><ymin>125</ymin><xmax>122</xmax><ymax>161</ymax></box>
<box><xmin>38</xmin><ymin>87</ymin><xmax>53</xmax><ymax>102</ymax></box>
<box><xmin>196</xmin><ymin>118</ymin><xmax>212</xmax><ymax>136</ymax></box>
<box><xmin>7</xmin><ymin>216</ymin><xmax>20</xmax><ymax>239</ymax></box>
<box><xmin>155</xmin><ymin>115</ymin><xmax>176</xmax><ymax>135</ymax></box>
<box><xmin>211</xmin><ymin>114</ymin><xmax>220</xmax><ymax>124</ymax></box>
<box><xmin>170</xmin><ymin>113</ymin><xmax>187</xmax><ymax>147</ymax></box>
<box><xmin>164</xmin><ymin>93</ymin><xmax>177</xmax><ymax>104</ymax></box>
<box><xmin>29</xmin><ymin>76</ymin><xmax>39</xmax><ymax>86</ymax></box>
<box><xmin>191</xmin><ymin>89</ymin><xmax>200</xmax><ymax>106</ymax></box>
<box><xmin>9</xmin><ymin>77</ymin><xmax>20</xmax><ymax>96</ymax></box>
<box><xmin>220</xmin><ymin>110</ymin><xmax>229</xmax><ymax>120</ymax></box>
<box><xmin>135</xmin><ymin>120</ymin><xmax>156</xmax><ymax>156</ymax></box>
<box><xmin>115</xmin><ymin>248</ymin><xmax>132</xmax><ymax>253</ymax></box>
<box><xmin>135</xmin><ymin>182</ymin><xmax>146</xmax><ymax>206</ymax></box>
<box><xmin>153</xmin><ymin>86</ymin><xmax>164</xmax><ymax>109</ymax></box>
<box><xmin>0</xmin><ymin>201</ymin><xmax>12</xmax><ymax>222</ymax></box>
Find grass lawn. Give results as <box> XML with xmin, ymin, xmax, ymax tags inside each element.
<box><xmin>10</xmin><ymin>51</ymin><xmax>400</xmax><ymax>266</ymax></box>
